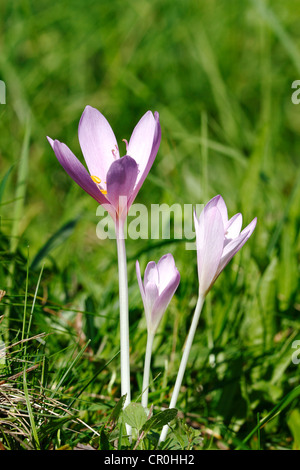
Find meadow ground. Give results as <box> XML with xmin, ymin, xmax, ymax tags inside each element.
<box><xmin>0</xmin><ymin>0</ymin><xmax>300</xmax><ymax>450</ymax></box>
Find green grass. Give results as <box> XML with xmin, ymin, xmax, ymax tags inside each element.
<box><xmin>0</xmin><ymin>0</ymin><xmax>300</xmax><ymax>450</ymax></box>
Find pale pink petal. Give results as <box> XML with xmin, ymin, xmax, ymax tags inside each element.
<box><xmin>216</xmin><ymin>217</ymin><xmax>257</xmax><ymax>278</ymax></box>
<box><xmin>127</xmin><ymin>111</ymin><xmax>161</xmax><ymax>204</ymax></box>
<box><xmin>196</xmin><ymin>206</ymin><xmax>225</xmax><ymax>296</ymax></box>
<box><xmin>48</xmin><ymin>137</ymin><xmax>110</xmax><ymax>208</ymax></box>
<box><xmin>240</xmin><ymin>217</ymin><xmax>257</xmax><ymax>239</ymax></box>
<box><xmin>156</xmin><ymin>253</ymin><xmax>176</xmax><ymax>294</ymax></box>
<box><xmin>78</xmin><ymin>105</ymin><xmax>118</xmax><ymax>182</ymax></box>
<box><xmin>137</xmin><ymin>261</ymin><xmax>159</xmax><ymax>331</ymax></box>
<box><xmin>144</xmin><ymin>261</ymin><xmax>159</xmax><ymax>287</ymax></box>
<box><xmin>151</xmin><ymin>268</ymin><xmax>180</xmax><ymax>332</ymax></box>
<box><xmin>224</xmin><ymin>213</ymin><xmax>243</xmax><ymax>245</ymax></box>
<box><xmin>193</xmin><ymin>208</ymin><xmax>200</xmax><ymax>241</ymax></box>
<box><xmin>144</xmin><ymin>281</ymin><xmax>159</xmax><ymax>321</ymax></box>
<box><xmin>203</xmin><ymin>195</ymin><xmax>228</xmax><ymax>227</ymax></box>
<box><xmin>136</xmin><ymin>260</ymin><xmax>146</xmax><ymax>307</ymax></box>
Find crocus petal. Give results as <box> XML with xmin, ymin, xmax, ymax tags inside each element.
<box><xmin>240</xmin><ymin>216</ymin><xmax>257</xmax><ymax>240</ymax></box>
<box><xmin>217</xmin><ymin>232</ymin><xmax>249</xmax><ymax>276</ymax></box>
<box><xmin>106</xmin><ymin>155</ymin><xmax>138</xmax><ymax>218</ymax></box>
<box><xmin>144</xmin><ymin>281</ymin><xmax>159</xmax><ymax>314</ymax></box>
<box><xmin>203</xmin><ymin>195</ymin><xmax>228</xmax><ymax>227</ymax></box>
<box><xmin>48</xmin><ymin>137</ymin><xmax>111</xmax><ymax>208</ymax></box>
<box><xmin>196</xmin><ymin>206</ymin><xmax>225</xmax><ymax>296</ymax></box>
<box><xmin>78</xmin><ymin>105</ymin><xmax>118</xmax><ymax>182</ymax></box>
<box><xmin>127</xmin><ymin>111</ymin><xmax>161</xmax><ymax>204</ymax></box>
<box><xmin>144</xmin><ymin>261</ymin><xmax>159</xmax><ymax>287</ymax></box>
<box><xmin>151</xmin><ymin>268</ymin><xmax>180</xmax><ymax>332</ymax></box>
<box><xmin>136</xmin><ymin>254</ymin><xmax>180</xmax><ymax>334</ymax></box>
<box><xmin>216</xmin><ymin>217</ymin><xmax>257</xmax><ymax>279</ymax></box>
<box><xmin>137</xmin><ymin>260</ymin><xmax>160</xmax><ymax>331</ymax></box>
<box><xmin>156</xmin><ymin>253</ymin><xmax>177</xmax><ymax>294</ymax></box>
<box><xmin>136</xmin><ymin>260</ymin><xmax>146</xmax><ymax>308</ymax></box>
<box><xmin>225</xmin><ymin>213</ymin><xmax>243</xmax><ymax>242</ymax></box>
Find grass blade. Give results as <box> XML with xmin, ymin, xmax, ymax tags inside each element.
<box><xmin>23</xmin><ymin>368</ymin><xmax>40</xmax><ymax>450</ymax></box>
<box><xmin>30</xmin><ymin>217</ymin><xmax>80</xmax><ymax>270</ymax></box>
<box><xmin>238</xmin><ymin>385</ymin><xmax>300</xmax><ymax>448</ymax></box>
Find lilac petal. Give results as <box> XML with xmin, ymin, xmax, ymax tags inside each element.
<box><xmin>218</xmin><ymin>232</ymin><xmax>248</xmax><ymax>273</ymax></box>
<box><xmin>78</xmin><ymin>105</ymin><xmax>118</xmax><ymax>182</ymax></box>
<box><xmin>136</xmin><ymin>260</ymin><xmax>147</xmax><ymax>309</ymax></box>
<box><xmin>224</xmin><ymin>213</ymin><xmax>243</xmax><ymax>247</ymax></box>
<box><xmin>48</xmin><ymin>137</ymin><xmax>111</xmax><ymax>208</ymax></box>
<box><xmin>127</xmin><ymin>111</ymin><xmax>161</xmax><ymax>204</ymax></box>
<box><xmin>145</xmin><ymin>281</ymin><xmax>159</xmax><ymax>308</ymax></box>
<box><xmin>216</xmin><ymin>217</ymin><xmax>257</xmax><ymax>278</ymax></box>
<box><xmin>156</xmin><ymin>253</ymin><xmax>177</xmax><ymax>294</ymax></box>
<box><xmin>106</xmin><ymin>155</ymin><xmax>138</xmax><ymax>218</ymax></box>
<box><xmin>144</xmin><ymin>281</ymin><xmax>159</xmax><ymax>326</ymax></box>
<box><xmin>204</xmin><ymin>195</ymin><xmax>228</xmax><ymax>227</ymax></box>
<box><xmin>196</xmin><ymin>205</ymin><xmax>225</xmax><ymax>295</ymax></box>
<box><xmin>193</xmin><ymin>209</ymin><xmax>199</xmax><ymax>235</ymax></box>
<box><xmin>144</xmin><ymin>261</ymin><xmax>159</xmax><ymax>288</ymax></box>
<box><xmin>152</xmin><ymin>268</ymin><xmax>180</xmax><ymax>331</ymax></box>
<box><xmin>240</xmin><ymin>217</ymin><xmax>257</xmax><ymax>239</ymax></box>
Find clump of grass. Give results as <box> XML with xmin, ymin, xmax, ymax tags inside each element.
<box><xmin>0</xmin><ymin>332</ymin><xmax>99</xmax><ymax>450</ymax></box>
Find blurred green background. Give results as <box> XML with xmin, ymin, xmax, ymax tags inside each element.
<box><xmin>0</xmin><ymin>0</ymin><xmax>300</xmax><ymax>450</ymax></box>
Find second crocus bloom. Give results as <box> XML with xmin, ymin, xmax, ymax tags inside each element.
<box><xmin>136</xmin><ymin>254</ymin><xmax>180</xmax><ymax>336</ymax></box>
<box><xmin>136</xmin><ymin>254</ymin><xmax>180</xmax><ymax>410</ymax></box>
<box><xmin>194</xmin><ymin>195</ymin><xmax>257</xmax><ymax>296</ymax></box>
<box><xmin>159</xmin><ymin>196</ymin><xmax>257</xmax><ymax>443</ymax></box>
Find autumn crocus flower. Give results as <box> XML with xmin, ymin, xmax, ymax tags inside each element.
<box><xmin>194</xmin><ymin>195</ymin><xmax>257</xmax><ymax>296</ymax></box>
<box><xmin>136</xmin><ymin>254</ymin><xmax>180</xmax><ymax>409</ymax></box>
<box><xmin>47</xmin><ymin>105</ymin><xmax>161</xmax><ymax>223</ymax></box>
<box><xmin>47</xmin><ymin>107</ymin><xmax>161</xmax><ymax>437</ymax></box>
<box><xmin>136</xmin><ymin>254</ymin><xmax>180</xmax><ymax>336</ymax></box>
<box><xmin>159</xmin><ymin>196</ymin><xmax>256</xmax><ymax>443</ymax></box>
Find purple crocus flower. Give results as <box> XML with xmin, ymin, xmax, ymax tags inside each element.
<box><xmin>47</xmin><ymin>105</ymin><xmax>161</xmax><ymax>223</ymax></box>
<box><xmin>137</xmin><ymin>253</ymin><xmax>180</xmax><ymax>409</ymax></box>
<box><xmin>136</xmin><ymin>254</ymin><xmax>180</xmax><ymax>335</ymax></box>
<box><xmin>48</xmin><ymin>106</ymin><xmax>161</xmax><ymax>431</ymax></box>
<box><xmin>194</xmin><ymin>195</ymin><xmax>257</xmax><ymax>296</ymax></box>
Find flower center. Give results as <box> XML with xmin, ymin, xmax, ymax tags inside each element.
<box><xmin>90</xmin><ymin>140</ymin><xmax>128</xmax><ymax>196</ymax></box>
<box><xmin>90</xmin><ymin>175</ymin><xmax>107</xmax><ymax>195</ymax></box>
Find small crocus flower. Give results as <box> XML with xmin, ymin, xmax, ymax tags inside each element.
<box><xmin>47</xmin><ymin>105</ymin><xmax>161</xmax><ymax>223</ymax></box>
<box><xmin>159</xmin><ymin>197</ymin><xmax>257</xmax><ymax>443</ymax></box>
<box><xmin>136</xmin><ymin>254</ymin><xmax>180</xmax><ymax>335</ymax></box>
<box><xmin>194</xmin><ymin>195</ymin><xmax>257</xmax><ymax>296</ymax></box>
<box><xmin>136</xmin><ymin>254</ymin><xmax>180</xmax><ymax>409</ymax></box>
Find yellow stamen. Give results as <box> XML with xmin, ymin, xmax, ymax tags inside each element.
<box><xmin>100</xmin><ymin>189</ymin><xmax>107</xmax><ymax>195</ymax></box>
<box><xmin>91</xmin><ymin>175</ymin><xmax>101</xmax><ymax>184</ymax></box>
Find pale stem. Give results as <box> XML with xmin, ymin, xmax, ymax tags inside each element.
<box><xmin>115</xmin><ymin>218</ymin><xmax>131</xmax><ymax>436</ymax></box>
<box><xmin>159</xmin><ymin>294</ymin><xmax>205</xmax><ymax>443</ymax></box>
<box><xmin>141</xmin><ymin>331</ymin><xmax>154</xmax><ymax>410</ymax></box>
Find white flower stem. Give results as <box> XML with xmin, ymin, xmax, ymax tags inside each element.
<box><xmin>141</xmin><ymin>331</ymin><xmax>154</xmax><ymax>410</ymax></box>
<box><xmin>115</xmin><ymin>219</ymin><xmax>131</xmax><ymax>437</ymax></box>
<box><xmin>159</xmin><ymin>294</ymin><xmax>205</xmax><ymax>443</ymax></box>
